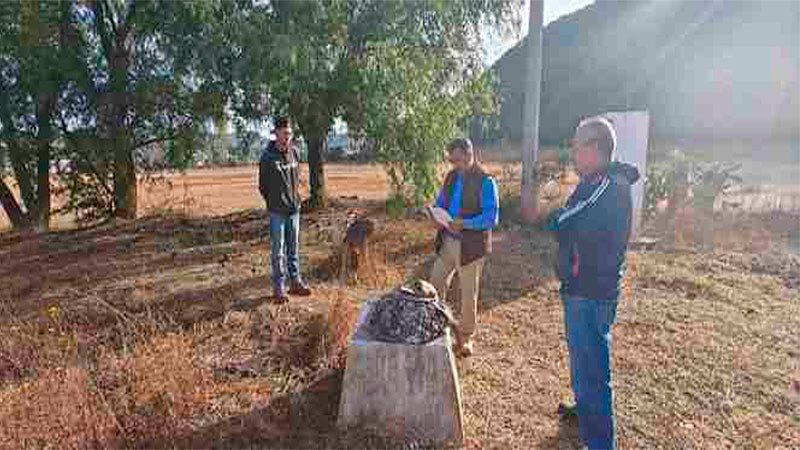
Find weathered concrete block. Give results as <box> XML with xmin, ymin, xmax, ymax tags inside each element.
<box><xmin>337</xmin><ymin>300</ymin><xmax>464</xmax><ymax>444</ymax></box>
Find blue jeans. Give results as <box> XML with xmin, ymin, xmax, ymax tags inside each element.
<box><xmin>269</xmin><ymin>211</ymin><xmax>301</xmax><ymax>290</ymax></box>
<box><xmin>562</xmin><ymin>296</ymin><xmax>618</xmax><ymax>450</ymax></box>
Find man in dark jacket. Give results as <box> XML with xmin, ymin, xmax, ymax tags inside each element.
<box><xmin>259</xmin><ymin>116</ymin><xmax>311</xmax><ymax>302</ymax></box>
<box><xmin>547</xmin><ymin>117</ymin><xmax>640</xmax><ymax>450</ymax></box>
<box><xmin>430</xmin><ymin>138</ymin><xmax>499</xmax><ymax>357</ymax></box>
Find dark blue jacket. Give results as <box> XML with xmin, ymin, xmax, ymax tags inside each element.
<box><xmin>547</xmin><ymin>162</ymin><xmax>640</xmax><ymax>300</ymax></box>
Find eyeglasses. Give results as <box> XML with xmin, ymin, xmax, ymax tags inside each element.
<box><xmin>570</xmin><ymin>140</ymin><xmax>600</xmax><ymax>156</ymax></box>
<box><xmin>569</xmin><ymin>139</ymin><xmax>591</xmax><ymax>149</ymax></box>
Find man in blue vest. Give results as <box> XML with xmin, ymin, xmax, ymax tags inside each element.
<box><xmin>259</xmin><ymin>116</ymin><xmax>312</xmax><ymax>303</ymax></box>
<box><xmin>430</xmin><ymin>138</ymin><xmax>499</xmax><ymax>357</ymax></box>
<box><xmin>547</xmin><ymin>117</ymin><xmax>640</xmax><ymax>450</ymax></box>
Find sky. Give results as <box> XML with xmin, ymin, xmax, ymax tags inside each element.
<box><xmin>484</xmin><ymin>0</ymin><xmax>595</xmax><ymax>65</ymax></box>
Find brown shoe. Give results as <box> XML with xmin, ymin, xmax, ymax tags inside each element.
<box><xmin>557</xmin><ymin>402</ymin><xmax>578</xmax><ymax>421</ymax></box>
<box><xmin>288</xmin><ymin>280</ymin><xmax>312</xmax><ymax>296</ymax></box>
<box><xmin>272</xmin><ymin>287</ymin><xmax>289</xmax><ymax>304</ymax></box>
<box><xmin>456</xmin><ymin>339</ymin><xmax>474</xmax><ymax>357</ymax></box>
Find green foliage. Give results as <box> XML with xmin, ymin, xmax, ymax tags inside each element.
<box><xmin>366</xmin><ymin>48</ymin><xmax>462</xmax><ymax>206</ymax></box>
<box><xmin>52</xmin><ymin>135</ymin><xmax>116</xmax><ymax>223</ymax></box>
<box><xmin>690</xmin><ymin>161</ymin><xmax>743</xmax><ymax>210</ymax></box>
<box><xmin>361</xmin><ymin>47</ymin><xmax>500</xmax><ymax>207</ymax></box>
<box><xmin>167</xmin><ymin>130</ymin><xmax>195</xmax><ymax>171</ymax></box>
<box><xmin>0</xmin><ymin>0</ymin><xmax>88</xmax><ymax>220</ymax></box>
<box><xmin>643</xmin><ymin>162</ymin><xmax>674</xmax><ymax>222</ymax></box>
<box><xmin>1</xmin><ymin>0</ymin><xmax>258</xmax><ymax>222</ymax></box>
<box><xmin>643</xmin><ymin>149</ymin><xmax>697</xmax><ymax>222</ymax></box>
<box><xmin>1</xmin><ymin>0</ymin><xmax>521</xmax><ymax>222</ymax></box>
<box><xmin>385</xmin><ymin>193</ymin><xmax>408</xmax><ymax>219</ymax></box>
<box><xmin>643</xmin><ymin>150</ymin><xmax>743</xmax><ymax>221</ymax></box>
<box><xmin>265</xmin><ymin>0</ymin><xmax>518</xmax><ymax>205</ymax></box>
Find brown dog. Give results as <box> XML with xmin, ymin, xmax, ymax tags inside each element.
<box><xmin>340</xmin><ymin>211</ymin><xmax>376</xmax><ymax>283</ymax></box>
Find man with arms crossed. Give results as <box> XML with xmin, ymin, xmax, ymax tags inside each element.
<box><xmin>547</xmin><ymin>117</ymin><xmax>640</xmax><ymax>450</ymax></box>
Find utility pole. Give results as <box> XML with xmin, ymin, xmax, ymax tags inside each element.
<box><xmin>471</xmin><ymin>94</ymin><xmax>483</xmax><ymax>161</ymax></box>
<box><xmin>521</xmin><ymin>0</ymin><xmax>544</xmax><ymax>222</ymax></box>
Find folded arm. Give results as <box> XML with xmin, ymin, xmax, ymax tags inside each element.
<box><xmin>258</xmin><ymin>158</ymin><xmax>269</xmax><ymax>200</ymax></box>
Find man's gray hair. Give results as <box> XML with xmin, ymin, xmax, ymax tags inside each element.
<box><xmin>446</xmin><ymin>138</ymin><xmax>473</xmax><ymax>155</ymax></box>
<box><xmin>574</xmin><ymin>117</ymin><xmax>617</xmax><ymax>161</ymax></box>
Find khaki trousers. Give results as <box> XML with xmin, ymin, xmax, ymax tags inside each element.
<box><xmin>430</xmin><ymin>235</ymin><xmax>485</xmax><ymax>339</ymax></box>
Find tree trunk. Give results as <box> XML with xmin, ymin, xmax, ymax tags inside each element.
<box><xmin>0</xmin><ymin>177</ymin><xmax>29</xmax><ymax>230</ymax></box>
<box><xmin>36</xmin><ymin>140</ymin><xmax>51</xmax><ymax>230</ymax></box>
<box><xmin>470</xmin><ymin>94</ymin><xmax>483</xmax><ymax>161</ymax></box>
<box><xmin>214</xmin><ymin>114</ymin><xmax>229</xmax><ymax>163</ymax></box>
<box><xmin>110</xmin><ymin>32</ymin><xmax>136</xmax><ymax>220</ymax></box>
<box><xmin>114</xmin><ymin>130</ymin><xmax>137</xmax><ymax>219</ymax></box>
<box><xmin>520</xmin><ymin>1</ymin><xmax>544</xmax><ymax>224</ymax></box>
<box><xmin>91</xmin><ymin>0</ymin><xmax>137</xmax><ymax>220</ymax></box>
<box><xmin>36</xmin><ymin>91</ymin><xmax>56</xmax><ymax>231</ymax></box>
<box><xmin>306</xmin><ymin>134</ymin><xmax>328</xmax><ymax>210</ymax></box>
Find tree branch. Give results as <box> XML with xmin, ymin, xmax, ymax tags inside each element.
<box><xmin>57</xmin><ymin>116</ymin><xmax>114</xmax><ymax>201</ymax></box>
<box><xmin>94</xmin><ymin>0</ymin><xmax>116</xmax><ymax>65</ymax></box>
<box><xmin>118</xmin><ymin>0</ymin><xmax>137</xmax><ymax>42</ymax></box>
<box><xmin>132</xmin><ymin>136</ymin><xmax>167</xmax><ymax>151</ymax></box>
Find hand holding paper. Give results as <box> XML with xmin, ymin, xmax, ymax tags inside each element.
<box><xmin>426</xmin><ymin>205</ymin><xmax>453</xmax><ymax>229</ymax></box>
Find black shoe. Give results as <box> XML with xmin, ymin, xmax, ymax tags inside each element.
<box><xmin>558</xmin><ymin>402</ymin><xmax>578</xmax><ymax>420</ymax></box>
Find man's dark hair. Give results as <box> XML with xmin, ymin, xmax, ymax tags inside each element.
<box><xmin>274</xmin><ymin>115</ymin><xmax>291</xmax><ymax>130</ymax></box>
<box><xmin>446</xmin><ymin>138</ymin><xmax>473</xmax><ymax>156</ymax></box>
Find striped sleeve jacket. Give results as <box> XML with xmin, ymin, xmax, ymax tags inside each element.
<box><xmin>548</xmin><ymin>162</ymin><xmax>640</xmax><ymax>300</ymax></box>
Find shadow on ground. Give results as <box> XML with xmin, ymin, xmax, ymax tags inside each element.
<box><xmin>181</xmin><ymin>369</ymin><xmax>345</xmax><ymax>449</ymax></box>
<box><xmin>404</xmin><ymin>225</ymin><xmax>559</xmax><ymax>315</ymax></box>
<box><xmin>537</xmin><ymin>415</ymin><xmax>583</xmax><ymax>450</ymax></box>
<box><xmin>178</xmin><ymin>369</ymin><xmax>446</xmax><ymax>450</ymax></box>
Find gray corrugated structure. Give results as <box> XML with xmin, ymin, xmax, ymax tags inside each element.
<box><xmin>493</xmin><ymin>0</ymin><xmax>799</xmax><ymax>147</ymax></box>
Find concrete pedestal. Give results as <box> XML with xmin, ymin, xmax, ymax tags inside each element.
<box><xmin>337</xmin><ymin>300</ymin><xmax>464</xmax><ymax>444</ymax></box>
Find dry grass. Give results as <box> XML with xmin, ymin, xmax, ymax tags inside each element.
<box><xmin>617</xmin><ymin>252</ymin><xmax>799</xmax><ymax>448</ymax></box>
<box><xmin>324</xmin><ymin>290</ymin><xmax>360</xmax><ymax>370</ymax></box>
<box><xmin>315</xmin><ymin>244</ymin><xmax>407</xmax><ymax>290</ymax></box>
<box><xmin>0</xmin><ymin>331</ymin><xmax>212</xmax><ymax>449</ymax></box>
<box><xmin>0</xmin><ymin>365</ymin><xmax>118</xmax><ymax>449</ymax></box>
<box><xmin>99</xmin><ymin>333</ymin><xmax>213</xmax><ymax>447</ymax></box>
<box><xmin>266</xmin><ymin>290</ymin><xmax>356</xmax><ymax>372</ymax></box>
<box><xmin>455</xmin><ymin>247</ymin><xmax>800</xmax><ymax>449</ymax></box>
<box><xmin>1</xmin><ymin>163</ymin><xmax>798</xmax><ymax>449</ymax></box>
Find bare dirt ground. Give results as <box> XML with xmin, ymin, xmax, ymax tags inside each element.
<box><xmin>1</xmin><ymin>163</ymin><xmax>799</xmax><ymax>449</ymax></box>
<box><xmin>138</xmin><ymin>163</ymin><xmax>391</xmax><ymax>217</ymax></box>
<box><xmin>1</xmin><ymin>163</ymin><xmax>391</xmax><ymax>230</ymax></box>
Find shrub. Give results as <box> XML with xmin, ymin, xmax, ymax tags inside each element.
<box><xmin>385</xmin><ymin>193</ymin><xmax>407</xmax><ymax>219</ymax></box>
<box><xmin>643</xmin><ymin>151</ymin><xmax>742</xmax><ymax>222</ymax></box>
